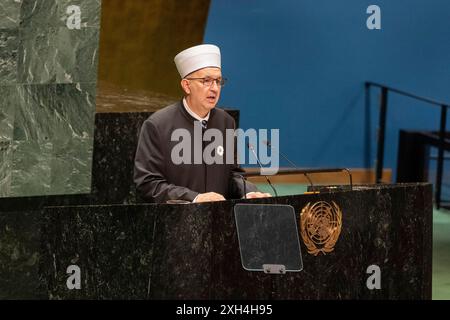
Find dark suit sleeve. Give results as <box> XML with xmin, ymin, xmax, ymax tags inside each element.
<box><xmin>134</xmin><ymin>119</ymin><xmax>199</xmax><ymax>203</ymax></box>
<box><xmin>228</xmin><ymin>120</ymin><xmax>258</xmax><ymax>199</ymax></box>
<box><xmin>229</xmin><ymin>167</ymin><xmax>258</xmax><ymax>198</ymax></box>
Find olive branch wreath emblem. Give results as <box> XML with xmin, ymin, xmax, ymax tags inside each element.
<box><xmin>300</xmin><ymin>201</ymin><xmax>343</xmax><ymax>256</ymax></box>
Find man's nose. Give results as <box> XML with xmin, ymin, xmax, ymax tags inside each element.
<box><xmin>210</xmin><ymin>80</ymin><xmax>220</xmax><ymax>91</ymax></box>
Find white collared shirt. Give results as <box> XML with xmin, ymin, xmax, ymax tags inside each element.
<box><xmin>183</xmin><ymin>97</ymin><xmax>209</xmax><ymax>203</ymax></box>
<box><xmin>183</xmin><ymin>97</ymin><xmax>210</xmax><ymax>122</ymax></box>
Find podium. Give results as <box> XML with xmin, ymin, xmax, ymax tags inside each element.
<box><xmin>19</xmin><ymin>183</ymin><xmax>429</xmax><ymax>300</ymax></box>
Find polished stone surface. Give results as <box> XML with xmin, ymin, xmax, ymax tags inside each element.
<box><xmin>12</xmin><ymin>85</ymin><xmax>54</xmax><ymax>141</ymax></box>
<box><xmin>19</xmin><ymin>0</ymin><xmax>100</xmax><ymax>30</ymax></box>
<box><xmin>153</xmin><ymin>184</ymin><xmax>432</xmax><ymax>299</ymax></box>
<box><xmin>21</xmin><ymin>183</ymin><xmax>430</xmax><ymax>299</ymax></box>
<box><xmin>0</xmin><ymin>29</ymin><xmax>18</xmax><ymax>84</ymax></box>
<box><xmin>0</xmin><ymin>209</ymin><xmax>46</xmax><ymax>299</ymax></box>
<box><xmin>0</xmin><ymin>192</ymin><xmax>94</xmax><ymax>299</ymax></box>
<box><xmin>57</xmin><ymin>0</ymin><xmax>101</xmax><ymax>28</ymax></box>
<box><xmin>3</xmin><ymin>84</ymin><xmax>96</xmax><ymax>197</ymax></box>
<box><xmin>55</xmin><ymin>27</ymin><xmax>100</xmax><ymax>83</ymax></box>
<box><xmin>90</xmin><ymin>112</ymin><xmax>149</xmax><ymax>204</ymax></box>
<box><xmin>50</xmin><ymin>83</ymin><xmax>96</xmax><ymax>195</ymax></box>
<box><xmin>41</xmin><ymin>204</ymin><xmax>155</xmax><ymax>299</ymax></box>
<box><xmin>0</xmin><ymin>0</ymin><xmax>22</xmax><ymax>29</ymax></box>
<box><xmin>0</xmin><ymin>0</ymin><xmax>101</xmax><ymax>198</ymax></box>
<box><xmin>17</xmin><ymin>27</ymin><xmax>58</xmax><ymax>84</ymax></box>
<box><xmin>18</xmin><ymin>27</ymin><xmax>100</xmax><ymax>84</ymax></box>
<box><xmin>20</xmin><ymin>0</ymin><xmax>59</xmax><ymax>30</ymax></box>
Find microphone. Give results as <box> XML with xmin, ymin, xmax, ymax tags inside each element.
<box><xmin>263</xmin><ymin>140</ymin><xmax>314</xmax><ymax>189</ymax></box>
<box><xmin>247</xmin><ymin>143</ymin><xmax>278</xmax><ymax>197</ymax></box>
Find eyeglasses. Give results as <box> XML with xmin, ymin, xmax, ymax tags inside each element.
<box><xmin>185</xmin><ymin>77</ymin><xmax>227</xmax><ymax>87</ymax></box>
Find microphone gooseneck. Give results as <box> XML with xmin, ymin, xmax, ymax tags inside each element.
<box><xmin>247</xmin><ymin>143</ymin><xmax>278</xmax><ymax>197</ymax></box>
<box><xmin>263</xmin><ymin>140</ymin><xmax>314</xmax><ymax>188</ymax></box>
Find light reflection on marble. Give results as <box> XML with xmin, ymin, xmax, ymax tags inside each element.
<box><xmin>96</xmin><ymin>81</ymin><xmax>177</xmax><ymax>113</ymax></box>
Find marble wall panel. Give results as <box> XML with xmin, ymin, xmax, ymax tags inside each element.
<box><xmin>50</xmin><ymin>83</ymin><xmax>95</xmax><ymax>195</ymax></box>
<box><xmin>0</xmin><ymin>139</ymin><xmax>12</xmax><ymax>197</ymax></box>
<box><xmin>0</xmin><ymin>29</ymin><xmax>18</xmax><ymax>84</ymax></box>
<box><xmin>50</xmin><ymin>136</ymin><xmax>92</xmax><ymax>195</ymax></box>
<box><xmin>0</xmin><ymin>85</ymin><xmax>17</xmax><ymax>197</ymax></box>
<box><xmin>53</xmin><ymin>83</ymin><xmax>95</xmax><ymax>140</ymax></box>
<box><xmin>0</xmin><ymin>85</ymin><xmax>16</xmax><ymax>140</ymax></box>
<box><xmin>57</xmin><ymin>0</ymin><xmax>101</xmax><ymax>28</ymax></box>
<box><xmin>17</xmin><ymin>27</ymin><xmax>58</xmax><ymax>84</ymax></box>
<box><xmin>0</xmin><ymin>0</ymin><xmax>101</xmax><ymax>198</ymax></box>
<box><xmin>8</xmin><ymin>83</ymin><xmax>97</xmax><ymax>197</ymax></box>
<box><xmin>40</xmin><ymin>205</ymin><xmax>155</xmax><ymax>299</ymax></box>
<box><xmin>18</xmin><ymin>26</ymin><xmax>100</xmax><ymax>84</ymax></box>
<box><xmin>0</xmin><ymin>0</ymin><xmax>22</xmax><ymax>29</ymax></box>
<box><xmin>20</xmin><ymin>0</ymin><xmax>101</xmax><ymax>30</ymax></box>
<box><xmin>10</xmin><ymin>140</ymin><xmax>52</xmax><ymax>196</ymax></box>
<box><xmin>55</xmin><ymin>27</ymin><xmax>99</xmax><ymax>83</ymax></box>
<box><xmin>12</xmin><ymin>84</ymin><xmax>55</xmax><ymax>141</ymax></box>
<box><xmin>0</xmin><ymin>209</ymin><xmax>46</xmax><ymax>299</ymax></box>
<box><xmin>19</xmin><ymin>0</ymin><xmax>59</xmax><ymax>30</ymax></box>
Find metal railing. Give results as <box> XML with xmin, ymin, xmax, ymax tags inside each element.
<box><xmin>366</xmin><ymin>81</ymin><xmax>450</xmax><ymax>208</ymax></box>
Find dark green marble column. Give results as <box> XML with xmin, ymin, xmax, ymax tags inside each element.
<box><xmin>0</xmin><ymin>0</ymin><xmax>101</xmax><ymax>198</ymax></box>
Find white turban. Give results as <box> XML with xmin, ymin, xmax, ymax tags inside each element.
<box><xmin>174</xmin><ymin>44</ymin><xmax>221</xmax><ymax>78</ymax></box>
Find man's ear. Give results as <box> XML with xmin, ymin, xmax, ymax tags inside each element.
<box><xmin>181</xmin><ymin>79</ymin><xmax>190</xmax><ymax>95</ymax></box>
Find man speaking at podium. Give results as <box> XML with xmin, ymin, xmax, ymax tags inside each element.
<box><xmin>134</xmin><ymin>44</ymin><xmax>271</xmax><ymax>203</ymax></box>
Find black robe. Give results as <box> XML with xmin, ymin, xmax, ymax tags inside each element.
<box><xmin>134</xmin><ymin>100</ymin><xmax>257</xmax><ymax>203</ymax></box>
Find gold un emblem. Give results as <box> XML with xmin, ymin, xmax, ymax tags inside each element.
<box><xmin>300</xmin><ymin>201</ymin><xmax>342</xmax><ymax>256</ymax></box>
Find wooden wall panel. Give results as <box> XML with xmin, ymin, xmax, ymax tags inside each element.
<box><xmin>97</xmin><ymin>0</ymin><xmax>211</xmax><ymax>108</ymax></box>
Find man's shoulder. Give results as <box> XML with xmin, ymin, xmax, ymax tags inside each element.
<box><xmin>146</xmin><ymin>101</ymin><xmax>182</xmax><ymax>124</ymax></box>
<box><xmin>213</xmin><ymin>107</ymin><xmax>236</xmax><ymax>126</ymax></box>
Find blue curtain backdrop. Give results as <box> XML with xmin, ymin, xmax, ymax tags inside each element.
<box><xmin>204</xmin><ymin>0</ymin><xmax>450</xmax><ymax>178</ymax></box>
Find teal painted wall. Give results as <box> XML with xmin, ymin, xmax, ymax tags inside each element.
<box><xmin>204</xmin><ymin>0</ymin><xmax>450</xmax><ymax>177</ymax></box>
